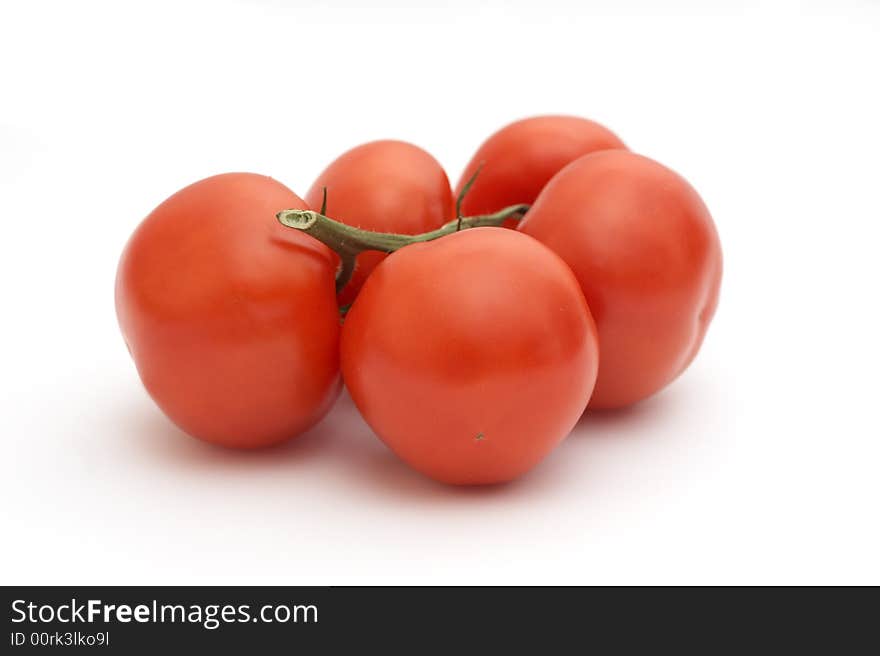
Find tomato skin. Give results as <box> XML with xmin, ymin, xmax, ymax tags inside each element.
<box><xmin>454</xmin><ymin>115</ymin><xmax>626</xmax><ymax>223</ymax></box>
<box><xmin>341</xmin><ymin>227</ymin><xmax>599</xmax><ymax>485</ymax></box>
<box><xmin>305</xmin><ymin>140</ymin><xmax>455</xmax><ymax>306</ymax></box>
<box><xmin>115</xmin><ymin>173</ymin><xmax>342</xmax><ymax>448</ymax></box>
<box><xmin>519</xmin><ymin>150</ymin><xmax>722</xmax><ymax>409</ymax></box>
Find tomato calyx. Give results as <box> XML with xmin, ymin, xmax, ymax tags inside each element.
<box><xmin>276</xmin><ymin>203</ymin><xmax>529</xmax><ymax>293</ymax></box>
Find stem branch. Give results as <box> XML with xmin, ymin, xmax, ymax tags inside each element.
<box><xmin>276</xmin><ymin>204</ymin><xmax>529</xmax><ymax>291</ymax></box>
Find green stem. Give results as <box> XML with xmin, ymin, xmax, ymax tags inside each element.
<box><xmin>276</xmin><ymin>204</ymin><xmax>529</xmax><ymax>292</ymax></box>
<box><xmin>455</xmin><ymin>162</ymin><xmax>483</xmax><ymax>231</ymax></box>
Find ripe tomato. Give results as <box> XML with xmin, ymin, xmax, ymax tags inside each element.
<box><xmin>116</xmin><ymin>173</ymin><xmax>342</xmax><ymax>448</ymax></box>
<box><xmin>305</xmin><ymin>140</ymin><xmax>454</xmax><ymax>306</ymax></box>
<box><xmin>519</xmin><ymin>150</ymin><xmax>722</xmax><ymax>409</ymax></box>
<box><xmin>454</xmin><ymin>115</ymin><xmax>626</xmax><ymax>223</ymax></box>
<box><xmin>341</xmin><ymin>227</ymin><xmax>599</xmax><ymax>485</ymax></box>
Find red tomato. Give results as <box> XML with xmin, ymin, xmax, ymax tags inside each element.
<box><xmin>519</xmin><ymin>150</ymin><xmax>722</xmax><ymax>409</ymax></box>
<box><xmin>341</xmin><ymin>227</ymin><xmax>599</xmax><ymax>485</ymax></box>
<box><xmin>454</xmin><ymin>115</ymin><xmax>626</xmax><ymax>224</ymax></box>
<box><xmin>116</xmin><ymin>173</ymin><xmax>342</xmax><ymax>448</ymax></box>
<box><xmin>305</xmin><ymin>140</ymin><xmax>454</xmax><ymax>306</ymax></box>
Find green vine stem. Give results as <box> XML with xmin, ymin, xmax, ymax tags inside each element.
<box><xmin>455</xmin><ymin>162</ymin><xmax>483</xmax><ymax>231</ymax></box>
<box><xmin>276</xmin><ymin>204</ymin><xmax>529</xmax><ymax>292</ymax></box>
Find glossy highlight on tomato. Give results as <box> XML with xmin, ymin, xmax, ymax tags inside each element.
<box><xmin>455</xmin><ymin>115</ymin><xmax>626</xmax><ymax>223</ymax></box>
<box><xmin>341</xmin><ymin>227</ymin><xmax>599</xmax><ymax>485</ymax></box>
<box><xmin>305</xmin><ymin>140</ymin><xmax>454</xmax><ymax>306</ymax></box>
<box><xmin>519</xmin><ymin>150</ymin><xmax>722</xmax><ymax>409</ymax></box>
<box><xmin>115</xmin><ymin>173</ymin><xmax>342</xmax><ymax>448</ymax></box>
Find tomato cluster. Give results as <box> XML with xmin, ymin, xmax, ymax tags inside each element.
<box><xmin>116</xmin><ymin>115</ymin><xmax>722</xmax><ymax>485</ymax></box>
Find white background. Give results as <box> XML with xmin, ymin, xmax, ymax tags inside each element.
<box><xmin>2</xmin><ymin>0</ymin><xmax>879</xmax><ymax>585</ymax></box>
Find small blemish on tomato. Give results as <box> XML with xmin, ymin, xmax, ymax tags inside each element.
<box><xmin>475</xmin><ymin>432</ymin><xmax>485</xmax><ymax>441</ymax></box>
